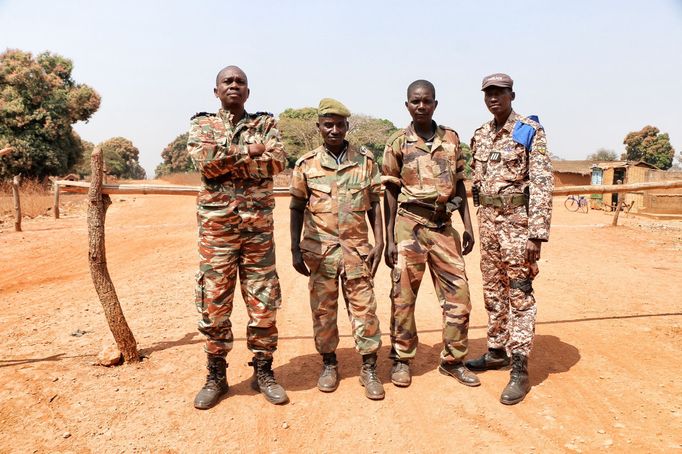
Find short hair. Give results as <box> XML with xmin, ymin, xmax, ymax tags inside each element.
<box><xmin>407</xmin><ymin>79</ymin><xmax>436</xmax><ymax>99</ymax></box>
<box><xmin>215</xmin><ymin>65</ymin><xmax>247</xmax><ymax>86</ymax></box>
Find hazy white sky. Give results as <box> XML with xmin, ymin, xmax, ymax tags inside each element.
<box><xmin>2</xmin><ymin>0</ymin><xmax>681</xmax><ymax>175</ymax></box>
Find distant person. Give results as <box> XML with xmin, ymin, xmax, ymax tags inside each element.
<box><xmin>289</xmin><ymin>98</ymin><xmax>385</xmax><ymax>400</ymax></box>
<box><xmin>382</xmin><ymin>80</ymin><xmax>479</xmax><ymax>388</ymax></box>
<box><xmin>188</xmin><ymin>65</ymin><xmax>288</xmax><ymax>409</ymax></box>
<box><xmin>465</xmin><ymin>73</ymin><xmax>554</xmax><ymax>405</ymax></box>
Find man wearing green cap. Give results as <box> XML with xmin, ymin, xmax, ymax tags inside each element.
<box><xmin>289</xmin><ymin>98</ymin><xmax>385</xmax><ymax>400</ymax></box>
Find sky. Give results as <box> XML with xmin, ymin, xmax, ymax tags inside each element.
<box><xmin>2</xmin><ymin>0</ymin><xmax>681</xmax><ymax>176</ymax></box>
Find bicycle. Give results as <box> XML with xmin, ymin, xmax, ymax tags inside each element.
<box><xmin>564</xmin><ymin>195</ymin><xmax>589</xmax><ymax>213</ymax></box>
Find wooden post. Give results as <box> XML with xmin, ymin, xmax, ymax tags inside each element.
<box><xmin>611</xmin><ymin>179</ymin><xmax>626</xmax><ymax>227</ymax></box>
<box><xmin>87</xmin><ymin>146</ymin><xmax>140</xmax><ymax>363</ymax></box>
<box><xmin>12</xmin><ymin>174</ymin><xmax>21</xmax><ymax>232</ymax></box>
<box><xmin>52</xmin><ymin>181</ymin><xmax>60</xmax><ymax>219</ymax></box>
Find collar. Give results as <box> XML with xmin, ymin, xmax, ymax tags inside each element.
<box><xmin>489</xmin><ymin>110</ymin><xmax>518</xmax><ymax>134</ymax></box>
<box><xmin>218</xmin><ymin>109</ymin><xmax>250</xmax><ymax>126</ymax></box>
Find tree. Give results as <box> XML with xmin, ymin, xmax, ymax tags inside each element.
<box><xmin>73</xmin><ymin>139</ymin><xmax>95</xmax><ymax>178</ymax></box>
<box><xmin>460</xmin><ymin>142</ymin><xmax>472</xmax><ymax>177</ymax></box>
<box><xmin>622</xmin><ymin>126</ymin><xmax>675</xmax><ymax>170</ymax></box>
<box><xmin>99</xmin><ymin>137</ymin><xmax>146</xmax><ymax>179</ymax></box>
<box><xmin>155</xmin><ymin>132</ymin><xmax>193</xmax><ymax>177</ymax></box>
<box><xmin>0</xmin><ymin>49</ymin><xmax>100</xmax><ymax>180</ymax></box>
<box><xmin>587</xmin><ymin>148</ymin><xmax>618</xmax><ymax>161</ymax></box>
<box><xmin>347</xmin><ymin>115</ymin><xmax>397</xmax><ymax>165</ymax></box>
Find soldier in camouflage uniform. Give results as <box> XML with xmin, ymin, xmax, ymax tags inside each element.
<box><xmin>382</xmin><ymin>80</ymin><xmax>479</xmax><ymax>388</ymax></box>
<box><xmin>290</xmin><ymin>98</ymin><xmax>385</xmax><ymax>400</ymax></box>
<box><xmin>189</xmin><ymin>65</ymin><xmax>288</xmax><ymax>409</ymax></box>
<box><xmin>465</xmin><ymin>73</ymin><xmax>554</xmax><ymax>405</ymax></box>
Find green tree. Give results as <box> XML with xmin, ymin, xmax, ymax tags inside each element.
<box><xmin>155</xmin><ymin>132</ymin><xmax>192</xmax><ymax>177</ymax></box>
<box><xmin>622</xmin><ymin>126</ymin><xmax>675</xmax><ymax>170</ymax></box>
<box><xmin>73</xmin><ymin>139</ymin><xmax>95</xmax><ymax>178</ymax></box>
<box><xmin>347</xmin><ymin>115</ymin><xmax>397</xmax><ymax>166</ymax></box>
<box><xmin>460</xmin><ymin>142</ymin><xmax>473</xmax><ymax>177</ymax></box>
<box><xmin>99</xmin><ymin>137</ymin><xmax>146</xmax><ymax>179</ymax></box>
<box><xmin>587</xmin><ymin>148</ymin><xmax>618</xmax><ymax>161</ymax></box>
<box><xmin>0</xmin><ymin>49</ymin><xmax>100</xmax><ymax>180</ymax></box>
<box><xmin>278</xmin><ymin>107</ymin><xmax>320</xmax><ymax>167</ymax></box>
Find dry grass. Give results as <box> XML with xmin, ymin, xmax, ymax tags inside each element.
<box><xmin>159</xmin><ymin>170</ymin><xmax>292</xmax><ymax>188</ymax></box>
<box><xmin>0</xmin><ymin>179</ymin><xmax>86</xmax><ymax>223</ymax></box>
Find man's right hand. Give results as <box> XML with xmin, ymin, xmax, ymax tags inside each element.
<box><xmin>248</xmin><ymin>143</ymin><xmax>266</xmax><ymax>158</ymax></box>
<box><xmin>292</xmin><ymin>247</ymin><xmax>310</xmax><ymax>276</ymax></box>
<box><xmin>384</xmin><ymin>241</ymin><xmax>398</xmax><ymax>268</ymax></box>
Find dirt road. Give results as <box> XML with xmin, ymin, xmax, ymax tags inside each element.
<box><xmin>1</xmin><ymin>194</ymin><xmax>680</xmax><ymax>453</ymax></box>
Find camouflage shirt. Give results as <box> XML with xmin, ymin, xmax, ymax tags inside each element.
<box><xmin>471</xmin><ymin>110</ymin><xmax>554</xmax><ymax>241</ymax></box>
<box><xmin>290</xmin><ymin>144</ymin><xmax>381</xmax><ymax>255</ymax></box>
<box><xmin>187</xmin><ymin>109</ymin><xmax>286</xmax><ymax>231</ymax></box>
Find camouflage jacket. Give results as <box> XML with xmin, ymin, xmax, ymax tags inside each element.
<box><xmin>381</xmin><ymin>122</ymin><xmax>466</xmax><ymax>226</ymax></box>
<box><xmin>470</xmin><ymin>110</ymin><xmax>553</xmax><ymax>241</ymax></box>
<box><xmin>290</xmin><ymin>144</ymin><xmax>381</xmax><ymax>259</ymax></box>
<box><xmin>187</xmin><ymin>109</ymin><xmax>286</xmax><ymax>231</ymax></box>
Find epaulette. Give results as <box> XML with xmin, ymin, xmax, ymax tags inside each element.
<box><xmin>295</xmin><ymin>149</ymin><xmax>318</xmax><ymax>166</ymax></box>
<box><xmin>519</xmin><ymin>114</ymin><xmax>541</xmax><ymax>130</ymax></box>
<box><xmin>439</xmin><ymin>125</ymin><xmax>455</xmax><ymax>132</ymax></box>
<box><xmin>190</xmin><ymin>112</ymin><xmax>216</xmax><ymax>120</ymax></box>
<box><xmin>253</xmin><ymin>111</ymin><xmax>274</xmax><ymax>117</ymax></box>
<box><xmin>387</xmin><ymin>129</ymin><xmax>406</xmax><ymax>145</ymax></box>
<box><xmin>358</xmin><ymin>146</ymin><xmax>375</xmax><ymax>160</ymax></box>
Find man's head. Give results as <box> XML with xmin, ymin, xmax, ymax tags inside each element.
<box><xmin>481</xmin><ymin>73</ymin><xmax>515</xmax><ymax>118</ymax></box>
<box><xmin>405</xmin><ymin>79</ymin><xmax>437</xmax><ymax>126</ymax></box>
<box><xmin>317</xmin><ymin>98</ymin><xmax>350</xmax><ymax>151</ymax></box>
<box><xmin>214</xmin><ymin>65</ymin><xmax>249</xmax><ymax>111</ymax></box>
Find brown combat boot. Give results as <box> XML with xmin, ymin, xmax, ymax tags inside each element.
<box><xmin>500</xmin><ymin>353</ymin><xmax>531</xmax><ymax>405</ymax></box>
<box><xmin>439</xmin><ymin>361</ymin><xmax>481</xmax><ymax>387</ymax></box>
<box><xmin>194</xmin><ymin>355</ymin><xmax>229</xmax><ymax>410</ymax></box>
<box><xmin>390</xmin><ymin>360</ymin><xmax>411</xmax><ymax>387</ymax></box>
<box><xmin>249</xmin><ymin>355</ymin><xmax>289</xmax><ymax>405</ymax></box>
<box><xmin>465</xmin><ymin>347</ymin><xmax>510</xmax><ymax>371</ymax></box>
<box><xmin>359</xmin><ymin>354</ymin><xmax>385</xmax><ymax>400</ymax></box>
<box><xmin>317</xmin><ymin>352</ymin><xmax>339</xmax><ymax>393</ymax></box>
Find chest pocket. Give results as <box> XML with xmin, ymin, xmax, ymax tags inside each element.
<box><xmin>430</xmin><ymin>156</ymin><xmax>454</xmax><ymax>200</ymax></box>
<box><xmin>499</xmin><ymin>145</ymin><xmax>528</xmax><ymax>182</ymax></box>
<box><xmin>348</xmin><ymin>181</ymin><xmax>371</xmax><ymax>212</ymax></box>
<box><xmin>307</xmin><ymin>178</ymin><xmax>333</xmax><ymax>213</ymax></box>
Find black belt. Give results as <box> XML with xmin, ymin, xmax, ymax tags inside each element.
<box><xmin>400</xmin><ymin>202</ymin><xmax>449</xmax><ymax>225</ymax></box>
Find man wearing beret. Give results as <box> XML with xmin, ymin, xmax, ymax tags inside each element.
<box><xmin>188</xmin><ymin>65</ymin><xmax>288</xmax><ymax>409</ymax></box>
<box><xmin>290</xmin><ymin>98</ymin><xmax>385</xmax><ymax>400</ymax></box>
<box><xmin>466</xmin><ymin>73</ymin><xmax>554</xmax><ymax>405</ymax></box>
<box><xmin>382</xmin><ymin>80</ymin><xmax>479</xmax><ymax>388</ymax></box>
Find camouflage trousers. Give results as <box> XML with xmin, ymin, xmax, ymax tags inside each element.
<box><xmin>390</xmin><ymin>214</ymin><xmax>471</xmax><ymax>364</ymax></box>
<box><xmin>195</xmin><ymin>214</ymin><xmax>281</xmax><ymax>358</ymax></box>
<box><xmin>301</xmin><ymin>243</ymin><xmax>381</xmax><ymax>355</ymax></box>
<box><xmin>478</xmin><ymin>205</ymin><xmax>538</xmax><ymax>357</ymax></box>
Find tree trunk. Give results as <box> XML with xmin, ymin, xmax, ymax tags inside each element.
<box><xmin>87</xmin><ymin>146</ymin><xmax>140</xmax><ymax>363</ymax></box>
<box><xmin>52</xmin><ymin>181</ymin><xmax>60</xmax><ymax>219</ymax></box>
<box><xmin>611</xmin><ymin>178</ymin><xmax>626</xmax><ymax>227</ymax></box>
<box><xmin>12</xmin><ymin>175</ymin><xmax>21</xmax><ymax>232</ymax></box>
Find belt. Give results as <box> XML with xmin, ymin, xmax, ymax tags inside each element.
<box><xmin>400</xmin><ymin>202</ymin><xmax>449</xmax><ymax>225</ymax></box>
<box><xmin>479</xmin><ymin>193</ymin><xmax>528</xmax><ymax>209</ymax></box>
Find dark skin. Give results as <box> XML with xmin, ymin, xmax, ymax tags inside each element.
<box><xmin>213</xmin><ymin>66</ymin><xmax>264</xmax><ymax>158</ymax></box>
<box><xmin>384</xmin><ymin>87</ymin><xmax>475</xmax><ymax>268</ymax></box>
<box><xmin>483</xmin><ymin>85</ymin><xmax>541</xmax><ymax>263</ymax></box>
<box><xmin>290</xmin><ymin>114</ymin><xmax>384</xmax><ymax>277</ymax></box>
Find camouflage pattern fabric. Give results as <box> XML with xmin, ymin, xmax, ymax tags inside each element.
<box><xmin>471</xmin><ymin>110</ymin><xmax>553</xmax><ymax>356</ymax></box>
<box><xmin>382</xmin><ymin>123</ymin><xmax>472</xmax><ymax>363</ymax></box>
<box><xmin>390</xmin><ymin>214</ymin><xmax>471</xmax><ymax>363</ymax></box>
<box><xmin>188</xmin><ymin>109</ymin><xmax>286</xmax><ymax>357</ymax></box>
<box><xmin>290</xmin><ymin>144</ymin><xmax>382</xmax><ymax>354</ymax></box>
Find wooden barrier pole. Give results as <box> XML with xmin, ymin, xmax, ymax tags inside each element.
<box><xmin>12</xmin><ymin>174</ymin><xmax>21</xmax><ymax>232</ymax></box>
<box><xmin>87</xmin><ymin>146</ymin><xmax>140</xmax><ymax>363</ymax></box>
<box><xmin>53</xmin><ymin>181</ymin><xmax>60</xmax><ymax>219</ymax></box>
<box><xmin>0</xmin><ymin>146</ymin><xmax>13</xmax><ymax>158</ymax></box>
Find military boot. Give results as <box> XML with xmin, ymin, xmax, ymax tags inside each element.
<box><xmin>249</xmin><ymin>355</ymin><xmax>289</xmax><ymax>405</ymax></box>
<box><xmin>358</xmin><ymin>354</ymin><xmax>385</xmax><ymax>400</ymax></box>
<box><xmin>193</xmin><ymin>355</ymin><xmax>229</xmax><ymax>410</ymax></box>
<box><xmin>318</xmin><ymin>352</ymin><xmax>339</xmax><ymax>393</ymax></box>
<box><xmin>465</xmin><ymin>347</ymin><xmax>510</xmax><ymax>371</ymax></box>
<box><xmin>500</xmin><ymin>353</ymin><xmax>531</xmax><ymax>405</ymax></box>
<box><xmin>390</xmin><ymin>360</ymin><xmax>411</xmax><ymax>387</ymax></box>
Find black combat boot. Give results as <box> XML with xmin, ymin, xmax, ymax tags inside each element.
<box><xmin>359</xmin><ymin>353</ymin><xmax>385</xmax><ymax>400</ymax></box>
<box><xmin>500</xmin><ymin>353</ymin><xmax>531</xmax><ymax>405</ymax></box>
<box><xmin>249</xmin><ymin>355</ymin><xmax>289</xmax><ymax>405</ymax></box>
<box><xmin>318</xmin><ymin>352</ymin><xmax>339</xmax><ymax>393</ymax></box>
<box><xmin>194</xmin><ymin>355</ymin><xmax>229</xmax><ymax>410</ymax></box>
<box><xmin>465</xmin><ymin>347</ymin><xmax>511</xmax><ymax>371</ymax></box>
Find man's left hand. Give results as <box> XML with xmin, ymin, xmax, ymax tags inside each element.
<box><xmin>525</xmin><ymin>239</ymin><xmax>542</xmax><ymax>263</ymax></box>
<box><xmin>462</xmin><ymin>230</ymin><xmax>475</xmax><ymax>255</ymax></box>
<box><xmin>366</xmin><ymin>243</ymin><xmax>384</xmax><ymax>277</ymax></box>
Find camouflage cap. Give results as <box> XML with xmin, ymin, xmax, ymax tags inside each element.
<box><xmin>318</xmin><ymin>98</ymin><xmax>351</xmax><ymax>118</ymax></box>
<box><xmin>481</xmin><ymin>73</ymin><xmax>514</xmax><ymax>90</ymax></box>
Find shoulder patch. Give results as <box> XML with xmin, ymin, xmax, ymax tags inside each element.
<box><xmin>295</xmin><ymin>149</ymin><xmax>318</xmax><ymax>167</ymax></box>
<box><xmin>190</xmin><ymin>111</ymin><xmax>216</xmax><ymax>120</ymax></box>
<box><xmin>359</xmin><ymin>146</ymin><xmax>375</xmax><ymax>160</ymax></box>
<box><xmin>387</xmin><ymin>129</ymin><xmax>406</xmax><ymax>145</ymax></box>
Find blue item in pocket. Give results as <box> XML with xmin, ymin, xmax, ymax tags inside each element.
<box><xmin>512</xmin><ymin>115</ymin><xmax>540</xmax><ymax>151</ymax></box>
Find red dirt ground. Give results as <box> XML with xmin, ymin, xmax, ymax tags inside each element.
<box><xmin>1</xmin><ymin>194</ymin><xmax>681</xmax><ymax>453</ymax></box>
